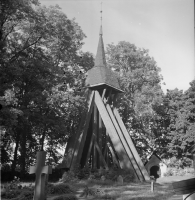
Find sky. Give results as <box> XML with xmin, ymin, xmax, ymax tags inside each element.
<box><xmin>40</xmin><ymin>0</ymin><xmax>194</xmax><ymax>93</ymax></box>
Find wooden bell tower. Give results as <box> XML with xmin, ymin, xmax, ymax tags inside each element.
<box><xmin>61</xmin><ymin>24</ymin><xmax>150</xmax><ymax>182</ymax></box>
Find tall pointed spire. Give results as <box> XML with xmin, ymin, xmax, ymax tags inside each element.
<box><xmin>95</xmin><ymin>27</ymin><xmax>106</xmax><ymax>67</ymax></box>
<box><xmin>85</xmin><ymin>3</ymin><xmax>123</xmax><ymax>93</ymax></box>
<box><xmin>95</xmin><ymin>3</ymin><xmax>106</xmax><ymax>67</ymax></box>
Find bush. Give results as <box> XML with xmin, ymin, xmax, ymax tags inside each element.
<box><xmin>73</xmin><ymin>165</ymin><xmax>91</xmax><ymax>180</ymax></box>
<box><xmin>17</xmin><ymin>190</ymin><xmax>34</xmax><ymax>200</ymax></box>
<box><xmin>47</xmin><ymin>183</ymin><xmax>74</xmax><ymax>195</ymax></box>
<box><xmin>164</xmin><ymin>168</ymin><xmax>174</xmax><ymax>177</ymax></box>
<box><xmin>61</xmin><ymin>171</ymin><xmax>78</xmax><ymax>182</ymax></box>
<box><xmin>1</xmin><ymin>190</ymin><xmax>21</xmax><ymax>199</ymax></box>
<box><xmin>164</xmin><ymin>167</ymin><xmax>195</xmax><ymax>177</ymax></box>
<box><xmin>184</xmin><ymin>167</ymin><xmax>195</xmax><ymax>175</ymax></box>
<box><xmin>1</xmin><ymin>164</ymin><xmax>20</xmax><ymax>182</ymax></box>
<box><xmin>106</xmin><ymin>168</ymin><xmax>135</xmax><ymax>182</ymax></box>
<box><xmin>9</xmin><ymin>177</ymin><xmax>22</xmax><ymax>189</ymax></box>
<box><xmin>60</xmin><ymin>166</ymin><xmax>135</xmax><ymax>183</ymax></box>
<box><xmin>1</xmin><ymin>189</ymin><xmax>34</xmax><ymax>200</ymax></box>
<box><xmin>167</xmin><ymin>157</ymin><xmax>193</xmax><ymax>168</ymax></box>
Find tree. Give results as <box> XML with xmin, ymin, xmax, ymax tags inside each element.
<box><xmin>106</xmin><ymin>41</ymin><xmax>164</xmax><ymax>159</ymax></box>
<box><xmin>167</xmin><ymin>81</ymin><xmax>195</xmax><ymax>166</ymax></box>
<box><xmin>0</xmin><ymin>1</ymin><xmax>93</xmax><ymax>177</ymax></box>
<box><xmin>0</xmin><ymin>0</ymin><xmax>40</xmax><ymax>93</ymax></box>
<box><xmin>0</xmin><ymin>0</ymin><xmax>40</xmax><ymax>168</ymax></box>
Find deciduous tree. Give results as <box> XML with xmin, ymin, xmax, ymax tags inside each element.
<box><xmin>106</xmin><ymin>41</ymin><xmax>164</xmax><ymax>159</ymax></box>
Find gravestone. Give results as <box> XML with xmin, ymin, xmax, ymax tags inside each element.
<box><xmin>30</xmin><ymin>151</ymin><xmax>52</xmax><ymax>200</ymax></box>
<box><xmin>117</xmin><ymin>175</ymin><xmax>123</xmax><ymax>185</ymax></box>
<box><xmin>101</xmin><ymin>175</ymin><xmax>106</xmax><ymax>181</ymax></box>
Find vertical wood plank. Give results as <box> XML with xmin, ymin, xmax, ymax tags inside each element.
<box><xmin>91</xmin><ymin>139</ymin><xmax>94</xmax><ymax>169</ymax></box>
<box><xmin>103</xmin><ymin>134</ymin><xmax>107</xmax><ymax>159</ymax></box>
<box><xmin>113</xmin><ymin>108</ymin><xmax>150</xmax><ymax>181</ymax></box>
<box><xmin>98</xmin><ymin>111</ymin><xmax>103</xmax><ymax>168</ymax></box>
<box><xmin>107</xmin><ymin>142</ymin><xmax>121</xmax><ymax>168</ymax></box>
<box><xmin>85</xmin><ymin>134</ymin><xmax>94</xmax><ymax>167</ymax></box>
<box><xmin>64</xmin><ymin>89</ymin><xmax>93</xmax><ymax>168</ymax></box>
<box><xmin>100</xmin><ymin>88</ymin><xmax>106</xmax><ymax>156</ymax></box>
<box><xmin>112</xmin><ymin>94</ymin><xmax>117</xmax><ymax>107</ymax></box>
<box><xmin>94</xmin><ymin>138</ymin><xmax>108</xmax><ymax>170</ymax></box>
<box><xmin>70</xmin><ymin>91</ymin><xmax>95</xmax><ymax>169</ymax></box>
<box><xmin>107</xmin><ymin>136</ymin><xmax>121</xmax><ymax>168</ymax></box>
<box><xmin>107</xmin><ymin>89</ymin><xmax>112</xmax><ymax>104</ymax></box>
<box><xmin>106</xmin><ymin>103</ymin><xmax>143</xmax><ymax>181</ymax></box>
<box><xmin>80</xmin><ymin>115</ymin><xmax>93</xmax><ymax>168</ymax></box>
<box><xmin>94</xmin><ymin>91</ymin><xmax>137</xmax><ymax>173</ymax></box>
<box><xmin>102</xmin><ymin>88</ymin><xmax>107</xmax><ymax>100</ymax></box>
<box><xmin>93</xmin><ymin>104</ymin><xmax>97</xmax><ymax>169</ymax></box>
<box><xmin>103</xmin><ymin>130</ymin><xmax>108</xmax><ymax>163</ymax></box>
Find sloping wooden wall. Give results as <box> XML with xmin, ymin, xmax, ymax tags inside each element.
<box><xmin>63</xmin><ymin>89</ymin><xmax>150</xmax><ymax>182</ymax></box>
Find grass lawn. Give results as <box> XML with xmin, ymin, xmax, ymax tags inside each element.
<box><xmin>4</xmin><ymin>175</ymin><xmax>194</xmax><ymax>200</ymax></box>
<box><xmin>47</xmin><ymin>179</ymin><xmax>175</xmax><ymax>200</ymax></box>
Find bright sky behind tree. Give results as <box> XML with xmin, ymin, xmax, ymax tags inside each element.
<box><xmin>40</xmin><ymin>0</ymin><xmax>194</xmax><ymax>92</ymax></box>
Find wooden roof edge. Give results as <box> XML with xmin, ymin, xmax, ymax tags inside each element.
<box><xmin>144</xmin><ymin>151</ymin><xmax>162</xmax><ymax>166</ymax></box>
<box><xmin>86</xmin><ymin>83</ymin><xmax>124</xmax><ymax>93</ymax></box>
<box><xmin>152</xmin><ymin>152</ymin><xmax>162</xmax><ymax>161</ymax></box>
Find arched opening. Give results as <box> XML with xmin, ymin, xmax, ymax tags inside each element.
<box><xmin>150</xmin><ymin>165</ymin><xmax>160</xmax><ymax>179</ymax></box>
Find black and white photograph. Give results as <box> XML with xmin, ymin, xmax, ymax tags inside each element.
<box><xmin>0</xmin><ymin>0</ymin><xmax>194</xmax><ymax>199</ymax></box>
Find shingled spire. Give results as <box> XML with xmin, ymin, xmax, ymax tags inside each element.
<box><xmin>85</xmin><ymin>6</ymin><xmax>123</xmax><ymax>93</ymax></box>
<box><xmin>85</xmin><ymin>33</ymin><xmax>123</xmax><ymax>92</ymax></box>
<box><xmin>95</xmin><ymin>25</ymin><xmax>106</xmax><ymax>67</ymax></box>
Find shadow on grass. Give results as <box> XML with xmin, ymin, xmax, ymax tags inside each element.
<box><xmin>100</xmin><ymin>182</ymin><xmax>174</xmax><ymax>200</ymax></box>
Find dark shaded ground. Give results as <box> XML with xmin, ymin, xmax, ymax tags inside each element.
<box><xmin>156</xmin><ymin>175</ymin><xmax>195</xmax><ymax>184</ymax></box>
<box><xmin>156</xmin><ymin>175</ymin><xmax>195</xmax><ymax>200</ymax></box>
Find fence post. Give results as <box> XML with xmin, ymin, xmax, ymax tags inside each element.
<box><xmin>150</xmin><ymin>176</ymin><xmax>155</xmax><ymax>192</ymax></box>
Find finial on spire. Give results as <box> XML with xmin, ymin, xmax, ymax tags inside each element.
<box><xmin>100</xmin><ymin>2</ymin><xmax>103</xmax><ymax>35</ymax></box>
<box><xmin>100</xmin><ymin>2</ymin><xmax>102</xmax><ymax>25</ymax></box>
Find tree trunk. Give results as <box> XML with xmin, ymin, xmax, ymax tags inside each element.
<box><xmin>11</xmin><ymin>131</ymin><xmax>20</xmax><ymax>173</ymax></box>
<box><xmin>40</xmin><ymin>127</ymin><xmax>46</xmax><ymax>151</ymax></box>
<box><xmin>20</xmin><ymin>127</ymin><xmax>27</xmax><ymax>179</ymax></box>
